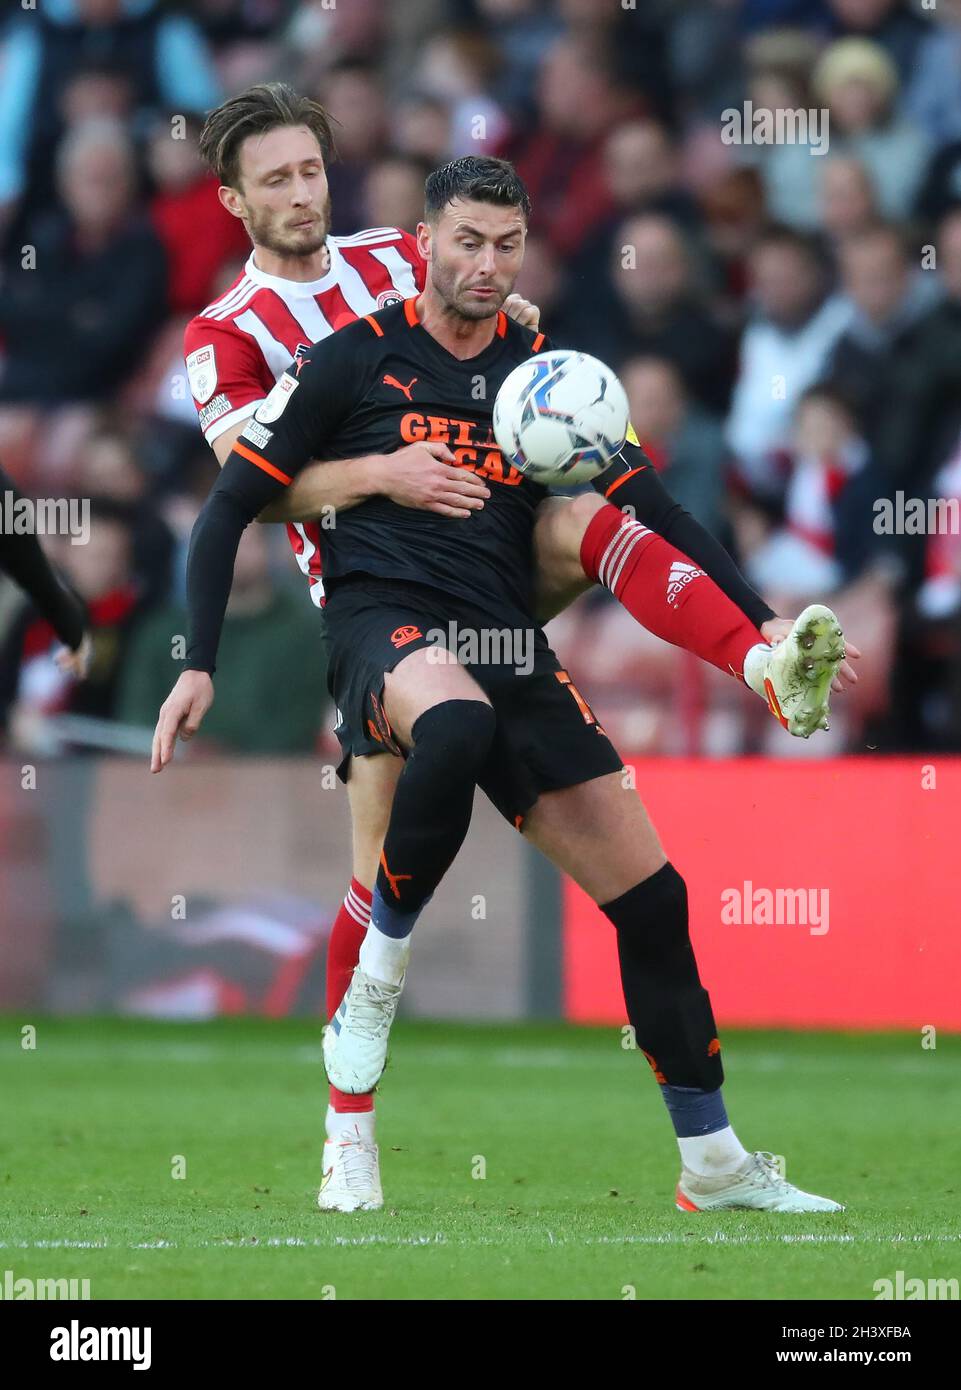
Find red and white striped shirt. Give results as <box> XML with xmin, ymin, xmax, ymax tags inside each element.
<box><xmin>184</xmin><ymin>226</ymin><xmax>426</xmax><ymax>606</ymax></box>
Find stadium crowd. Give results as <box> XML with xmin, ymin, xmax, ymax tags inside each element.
<box><xmin>1</xmin><ymin>0</ymin><xmax>960</xmax><ymax>758</ymax></box>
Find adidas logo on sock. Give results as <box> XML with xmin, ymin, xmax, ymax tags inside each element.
<box><xmin>666</xmin><ymin>560</ymin><xmax>705</xmax><ymax>606</ymax></box>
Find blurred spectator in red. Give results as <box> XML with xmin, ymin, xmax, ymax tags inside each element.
<box><xmin>826</xmin><ymin>224</ymin><xmax>940</xmax><ymax>480</ymax></box>
<box><xmin>566</xmin><ymin>214</ymin><xmax>736</xmax><ymax>416</ymax></box>
<box><xmin>0</xmin><ymin>0</ymin><xmax>221</xmax><ymax>231</ymax></box>
<box><xmin>0</xmin><ymin>118</ymin><xmax>168</xmax><ymax>406</ymax></box>
<box><xmin>147</xmin><ymin>113</ymin><xmax>250</xmax><ymax>316</ymax></box>
<box><xmin>697</xmin><ymin>167</ymin><xmax>767</xmax><ymax>308</ymax></box>
<box><xmin>118</xmin><ymin>526</ymin><xmax>330</xmax><ymax>754</ymax></box>
<box><xmin>0</xmin><ymin>500</ymin><xmax>150</xmax><ymax>741</ymax></box>
<box><xmin>497</xmin><ymin>33</ymin><xmax>643</xmax><ymax>258</ymax></box>
<box><xmin>726</xmin><ymin>226</ymin><xmax>852</xmax><ymax>498</ymax></box>
<box><xmin>621</xmin><ymin>356</ymin><xmax>728</xmax><ymax>540</ymax></box>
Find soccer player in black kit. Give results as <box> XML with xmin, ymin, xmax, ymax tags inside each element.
<box><xmin>153</xmin><ymin>157</ymin><xmax>846</xmax><ymax>1213</ymax></box>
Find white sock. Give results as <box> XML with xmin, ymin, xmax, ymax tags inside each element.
<box><xmin>358</xmin><ymin>922</ymin><xmax>411</xmax><ymax>987</ymax></box>
<box><xmin>678</xmin><ymin>1125</ymin><xmax>750</xmax><ymax>1177</ymax></box>
<box><xmin>326</xmin><ymin>1104</ymin><xmax>375</xmax><ymax>1144</ymax></box>
<box><xmin>743</xmin><ymin>641</ymin><xmax>774</xmax><ymax>698</ymax></box>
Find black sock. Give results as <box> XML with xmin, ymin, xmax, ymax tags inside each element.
<box><xmin>601</xmin><ymin>862</ymin><xmax>724</xmax><ymax>1091</ymax></box>
<box><xmin>375</xmin><ymin>699</ymin><xmax>496</xmax><ymax>914</ymax></box>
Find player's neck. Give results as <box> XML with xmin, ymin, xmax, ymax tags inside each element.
<box><xmin>250</xmin><ymin>241</ymin><xmax>331</xmax><ymax>283</ymax></box>
<box><xmin>414</xmin><ymin>291</ymin><xmax>497</xmax><ymax>360</ymax></box>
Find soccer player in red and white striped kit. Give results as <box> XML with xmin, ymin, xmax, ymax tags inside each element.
<box><xmin>181</xmin><ymin>85</ymin><xmax>859</xmax><ymax>1212</ymax></box>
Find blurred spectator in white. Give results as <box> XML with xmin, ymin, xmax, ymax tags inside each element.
<box><xmin>0</xmin><ymin>0</ymin><xmax>221</xmax><ymax>228</ymax></box>
<box><xmin>566</xmin><ymin>214</ymin><xmax>736</xmax><ymax>416</ymax></box>
<box><xmin>827</xmin><ymin>224</ymin><xmax>941</xmax><ymax>474</ymax></box>
<box><xmin>726</xmin><ymin>226</ymin><xmax>852</xmax><ymax>498</ymax></box>
<box><xmin>412</xmin><ymin>30</ymin><xmax>510</xmax><ymax>156</ymax></box>
<box><xmin>362</xmin><ymin>156</ymin><xmax>430</xmax><ymax>236</ymax></box>
<box><xmin>147</xmin><ymin>113</ymin><xmax>250</xmax><ymax>316</ymax></box>
<box><xmin>497</xmin><ymin>33</ymin><xmax>643</xmax><ymax>258</ymax></box>
<box><xmin>620</xmin><ymin>357</ymin><xmax>728</xmax><ymax>539</ymax></box>
<box><xmin>741</xmin><ymin>381</ymin><xmax>896</xmax><ymax>749</ymax></box>
<box><xmin>0</xmin><ymin>118</ymin><xmax>168</xmax><ymax>408</ymax></box>
<box><xmin>811</xmin><ymin>38</ymin><xmax>928</xmax><ymax>222</ymax></box>
<box><xmin>744</xmin><ymin>384</ymin><xmax>881</xmax><ymax>597</ymax></box>
<box><xmin>818</xmin><ymin>156</ymin><xmax>881</xmax><ymax>255</ymax></box>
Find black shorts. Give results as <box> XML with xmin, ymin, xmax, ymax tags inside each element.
<box><xmin>324</xmin><ymin>575</ymin><xmax>624</xmax><ymax>826</ymax></box>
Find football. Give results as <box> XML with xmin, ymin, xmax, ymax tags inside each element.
<box><xmin>492</xmin><ymin>349</ymin><xmax>630</xmax><ymax>486</ymax></box>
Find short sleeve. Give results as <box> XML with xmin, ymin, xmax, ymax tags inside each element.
<box><xmin>183</xmin><ymin>317</ymin><xmax>275</xmax><ymax>444</ymax></box>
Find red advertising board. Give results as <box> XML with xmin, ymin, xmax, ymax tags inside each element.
<box><xmin>563</xmin><ymin>758</ymin><xmax>960</xmax><ymax>1030</ymax></box>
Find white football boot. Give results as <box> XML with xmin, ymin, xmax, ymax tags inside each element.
<box><xmin>323</xmin><ymin>967</ymin><xmax>403</xmax><ymax>1094</ymax></box>
<box><xmin>676</xmin><ymin>1151</ymin><xmax>844</xmax><ymax>1213</ymax></box>
<box><xmin>762</xmin><ymin>604</ymin><xmax>846</xmax><ymax>738</ymax></box>
<box><xmin>317</xmin><ymin>1119</ymin><xmax>383</xmax><ymax>1213</ymax></box>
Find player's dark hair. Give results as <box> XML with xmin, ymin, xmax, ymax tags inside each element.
<box><xmin>424</xmin><ymin>156</ymin><xmax>531</xmax><ymax>223</ymax></box>
<box><xmin>198</xmin><ymin>82</ymin><xmax>338</xmax><ymax>189</ymax></box>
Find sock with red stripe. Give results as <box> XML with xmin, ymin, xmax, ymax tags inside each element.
<box><xmin>580</xmin><ymin>503</ymin><xmax>766</xmax><ymax>681</ymax></box>
<box><xmin>326</xmin><ymin>877</ymin><xmax>375</xmax><ymax>1114</ymax></box>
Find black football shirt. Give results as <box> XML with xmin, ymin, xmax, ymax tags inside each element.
<box><xmin>184</xmin><ymin>300</ymin><xmax>551</xmax><ymax>671</ymax></box>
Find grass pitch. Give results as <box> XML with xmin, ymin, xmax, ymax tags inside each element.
<box><xmin>1</xmin><ymin>1017</ymin><xmax>958</xmax><ymax>1300</ymax></box>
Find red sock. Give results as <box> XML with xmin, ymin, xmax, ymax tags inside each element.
<box><xmin>326</xmin><ymin>877</ymin><xmax>375</xmax><ymax>1113</ymax></box>
<box><xmin>580</xmin><ymin>504</ymin><xmax>764</xmax><ymax>679</ymax></box>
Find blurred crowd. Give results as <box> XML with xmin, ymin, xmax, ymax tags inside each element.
<box><xmin>2</xmin><ymin>0</ymin><xmax>961</xmax><ymax>759</ymax></box>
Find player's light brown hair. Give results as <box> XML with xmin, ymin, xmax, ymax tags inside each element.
<box><xmin>198</xmin><ymin>82</ymin><xmax>338</xmax><ymax>190</ymax></box>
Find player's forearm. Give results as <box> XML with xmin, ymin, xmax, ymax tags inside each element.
<box><xmin>594</xmin><ymin>453</ymin><xmax>777</xmax><ymax>630</ymax></box>
<box><xmin>256</xmin><ymin>454</ymin><xmax>386</xmax><ymax>524</ymax></box>
<box><xmin>185</xmin><ymin>463</ymin><xmax>284</xmax><ymax>673</ymax></box>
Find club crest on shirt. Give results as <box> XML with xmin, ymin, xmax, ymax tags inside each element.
<box><xmin>377</xmin><ymin>290</ymin><xmax>404</xmax><ymax>308</ymax></box>
<box><xmin>186</xmin><ymin>344</ymin><xmax>217</xmax><ymax>404</ymax></box>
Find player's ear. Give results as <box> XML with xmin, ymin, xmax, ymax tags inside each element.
<box><xmin>218</xmin><ymin>185</ymin><xmax>246</xmax><ymax>221</ymax></box>
<box><xmin>416</xmin><ymin>220</ymin><xmax>432</xmax><ymax>260</ymax></box>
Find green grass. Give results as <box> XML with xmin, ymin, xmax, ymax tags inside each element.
<box><xmin>1</xmin><ymin>1017</ymin><xmax>958</xmax><ymax>1300</ymax></box>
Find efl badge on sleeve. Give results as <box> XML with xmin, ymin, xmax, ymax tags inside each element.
<box><xmin>186</xmin><ymin>344</ymin><xmax>218</xmax><ymax>404</ymax></box>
